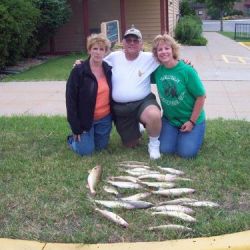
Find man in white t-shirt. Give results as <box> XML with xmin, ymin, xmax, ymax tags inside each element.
<box><xmin>104</xmin><ymin>25</ymin><xmax>161</xmax><ymax>159</ymax></box>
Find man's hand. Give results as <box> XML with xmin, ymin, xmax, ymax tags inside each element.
<box><xmin>182</xmin><ymin>58</ymin><xmax>192</xmax><ymax>66</ymax></box>
<box><xmin>73</xmin><ymin>59</ymin><xmax>83</xmax><ymax>67</ymax></box>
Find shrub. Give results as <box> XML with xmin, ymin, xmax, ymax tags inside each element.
<box><xmin>0</xmin><ymin>0</ymin><xmax>39</xmax><ymax>68</ymax></box>
<box><xmin>190</xmin><ymin>37</ymin><xmax>208</xmax><ymax>46</ymax></box>
<box><xmin>174</xmin><ymin>16</ymin><xmax>203</xmax><ymax>44</ymax></box>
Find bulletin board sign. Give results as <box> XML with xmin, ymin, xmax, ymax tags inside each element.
<box><xmin>101</xmin><ymin>20</ymin><xmax>120</xmax><ymax>44</ymax></box>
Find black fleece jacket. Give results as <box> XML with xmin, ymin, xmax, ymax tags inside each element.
<box><xmin>66</xmin><ymin>58</ymin><xmax>112</xmax><ymax>135</ymax></box>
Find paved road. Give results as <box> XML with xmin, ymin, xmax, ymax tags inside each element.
<box><xmin>0</xmin><ymin>32</ymin><xmax>250</xmax><ymax>121</ymax></box>
<box><xmin>203</xmin><ymin>19</ymin><xmax>250</xmax><ymax>32</ymax></box>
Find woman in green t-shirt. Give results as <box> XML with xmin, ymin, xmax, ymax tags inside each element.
<box><xmin>151</xmin><ymin>34</ymin><xmax>206</xmax><ymax>158</ymax></box>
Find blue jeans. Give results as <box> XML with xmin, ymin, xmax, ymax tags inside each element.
<box><xmin>67</xmin><ymin>114</ymin><xmax>112</xmax><ymax>156</ymax></box>
<box><xmin>159</xmin><ymin>117</ymin><xmax>206</xmax><ymax>159</ymax></box>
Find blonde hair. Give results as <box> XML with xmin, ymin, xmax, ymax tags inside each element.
<box><xmin>87</xmin><ymin>33</ymin><xmax>111</xmax><ymax>53</ymax></box>
<box><xmin>152</xmin><ymin>34</ymin><xmax>180</xmax><ymax>62</ymax></box>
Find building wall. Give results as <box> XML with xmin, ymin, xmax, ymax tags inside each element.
<box><xmin>125</xmin><ymin>0</ymin><xmax>161</xmax><ymax>41</ymax></box>
<box><xmin>168</xmin><ymin>0</ymin><xmax>179</xmax><ymax>36</ymax></box>
<box><xmin>41</xmin><ymin>0</ymin><xmax>180</xmax><ymax>54</ymax></box>
<box><xmin>88</xmin><ymin>0</ymin><xmax>121</xmax><ymax>33</ymax></box>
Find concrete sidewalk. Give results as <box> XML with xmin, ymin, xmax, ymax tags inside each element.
<box><xmin>1</xmin><ymin>80</ymin><xmax>250</xmax><ymax>121</ymax></box>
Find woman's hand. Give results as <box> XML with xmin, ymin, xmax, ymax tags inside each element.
<box><xmin>180</xmin><ymin>121</ymin><xmax>194</xmax><ymax>132</ymax></box>
<box><xmin>73</xmin><ymin>134</ymin><xmax>81</xmax><ymax>142</ymax></box>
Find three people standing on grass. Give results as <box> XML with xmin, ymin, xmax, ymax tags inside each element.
<box><xmin>66</xmin><ymin>26</ymin><xmax>206</xmax><ymax>159</ymax></box>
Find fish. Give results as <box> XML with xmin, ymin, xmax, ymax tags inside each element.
<box><xmin>151</xmin><ymin>204</ymin><xmax>194</xmax><ymax>214</ymax></box>
<box><xmin>118</xmin><ymin>161</ymin><xmax>148</xmax><ymax>166</ymax></box>
<box><xmin>157</xmin><ymin>166</ymin><xmax>185</xmax><ymax>175</ymax></box>
<box><xmin>94</xmin><ymin>199</ymin><xmax>152</xmax><ymax>209</ymax></box>
<box><xmin>119</xmin><ymin>164</ymin><xmax>151</xmax><ymax>169</ymax></box>
<box><xmin>120</xmin><ymin>192</ymin><xmax>151</xmax><ymax>201</ymax></box>
<box><xmin>159</xmin><ymin>198</ymin><xmax>198</xmax><ymax>205</ymax></box>
<box><xmin>107</xmin><ymin>180</ymin><xmax>143</xmax><ymax>189</ymax></box>
<box><xmin>138</xmin><ymin>173</ymin><xmax>178</xmax><ymax>181</ymax></box>
<box><xmin>108</xmin><ymin>175</ymin><xmax>138</xmax><ymax>183</ymax></box>
<box><xmin>151</xmin><ymin>211</ymin><xmax>196</xmax><ymax>223</ymax></box>
<box><xmin>125</xmin><ymin>200</ymin><xmax>153</xmax><ymax>209</ymax></box>
<box><xmin>124</xmin><ymin>169</ymin><xmax>159</xmax><ymax>176</ymax></box>
<box><xmin>95</xmin><ymin>208</ymin><xmax>129</xmax><ymax>228</ymax></box>
<box><xmin>87</xmin><ymin>165</ymin><xmax>102</xmax><ymax>195</ymax></box>
<box><xmin>152</xmin><ymin>188</ymin><xmax>195</xmax><ymax>197</ymax></box>
<box><xmin>149</xmin><ymin>224</ymin><xmax>192</xmax><ymax>232</ymax></box>
<box><xmin>139</xmin><ymin>181</ymin><xmax>175</xmax><ymax>189</ymax></box>
<box><xmin>94</xmin><ymin>200</ymin><xmax>135</xmax><ymax>209</ymax></box>
<box><xmin>183</xmin><ymin>201</ymin><xmax>220</xmax><ymax>208</ymax></box>
<box><xmin>103</xmin><ymin>185</ymin><xmax>119</xmax><ymax>196</ymax></box>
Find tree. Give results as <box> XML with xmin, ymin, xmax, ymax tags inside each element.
<box><xmin>32</xmin><ymin>0</ymin><xmax>71</xmax><ymax>52</ymax></box>
<box><xmin>195</xmin><ymin>0</ymin><xmax>240</xmax><ymax>31</ymax></box>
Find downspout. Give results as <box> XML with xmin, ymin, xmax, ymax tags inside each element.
<box><xmin>82</xmin><ymin>0</ymin><xmax>89</xmax><ymax>48</ymax></box>
<box><xmin>120</xmin><ymin>0</ymin><xmax>126</xmax><ymax>36</ymax></box>
<box><xmin>160</xmin><ymin>0</ymin><xmax>166</xmax><ymax>33</ymax></box>
<box><xmin>166</xmin><ymin>0</ymin><xmax>169</xmax><ymax>34</ymax></box>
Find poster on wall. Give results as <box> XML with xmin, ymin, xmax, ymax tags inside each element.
<box><xmin>101</xmin><ymin>20</ymin><xmax>120</xmax><ymax>46</ymax></box>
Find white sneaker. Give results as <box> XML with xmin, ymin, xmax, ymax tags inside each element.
<box><xmin>148</xmin><ymin>140</ymin><xmax>161</xmax><ymax>160</ymax></box>
<box><xmin>139</xmin><ymin>123</ymin><xmax>145</xmax><ymax>133</ymax></box>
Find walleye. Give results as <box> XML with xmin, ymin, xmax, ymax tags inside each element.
<box><xmin>121</xmin><ymin>192</ymin><xmax>151</xmax><ymax>201</ymax></box>
<box><xmin>140</xmin><ymin>181</ymin><xmax>175</xmax><ymax>189</ymax></box>
<box><xmin>94</xmin><ymin>200</ymin><xmax>135</xmax><ymax>209</ymax></box>
<box><xmin>159</xmin><ymin>198</ymin><xmax>198</xmax><ymax>205</ymax></box>
<box><xmin>94</xmin><ymin>199</ymin><xmax>152</xmax><ymax>209</ymax></box>
<box><xmin>183</xmin><ymin>201</ymin><xmax>220</xmax><ymax>208</ymax></box>
<box><xmin>152</xmin><ymin>188</ymin><xmax>195</xmax><ymax>197</ymax></box>
<box><xmin>108</xmin><ymin>175</ymin><xmax>138</xmax><ymax>183</ymax></box>
<box><xmin>95</xmin><ymin>208</ymin><xmax>129</xmax><ymax>228</ymax></box>
<box><xmin>107</xmin><ymin>180</ymin><xmax>143</xmax><ymax>189</ymax></box>
<box><xmin>118</xmin><ymin>161</ymin><xmax>148</xmax><ymax>166</ymax></box>
<box><xmin>103</xmin><ymin>185</ymin><xmax>119</xmax><ymax>196</ymax></box>
<box><xmin>149</xmin><ymin>224</ymin><xmax>192</xmax><ymax>232</ymax></box>
<box><xmin>124</xmin><ymin>169</ymin><xmax>159</xmax><ymax>176</ymax></box>
<box><xmin>119</xmin><ymin>164</ymin><xmax>151</xmax><ymax>169</ymax></box>
<box><xmin>87</xmin><ymin>165</ymin><xmax>102</xmax><ymax>195</ymax></box>
<box><xmin>151</xmin><ymin>211</ymin><xmax>196</xmax><ymax>223</ymax></box>
<box><xmin>138</xmin><ymin>173</ymin><xmax>178</xmax><ymax>181</ymax></box>
<box><xmin>151</xmin><ymin>204</ymin><xmax>194</xmax><ymax>214</ymax></box>
<box><xmin>157</xmin><ymin>166</ymin><xmax>185</xmax><ymax>175</ymax></box>
<box><xmin>125</xmin><ymin>200</ymin><xmax>153</xmax><ymax>209</ymax></box>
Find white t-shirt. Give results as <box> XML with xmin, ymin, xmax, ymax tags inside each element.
<box><xmin>104</xmin><ymin>51</ymin><xmax>159</xmax><ymax>103</ymax></box>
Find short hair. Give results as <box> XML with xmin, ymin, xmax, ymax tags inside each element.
<box><xmin>86</xmin><ymin>33</ymin><xmax>111</xmax><ymax>53</ymax></box>
<box><xmin>152</xmin><ymin>34</ymin><xmax>180</xmax><ymax>62</ymax></box>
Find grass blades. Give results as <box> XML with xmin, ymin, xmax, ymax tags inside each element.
<box><xmin>2</xmin><ymin>53</ymin><xmax>86</xmax><ymax>82</ymax></box>
<box><xmin>0</xmin><ymin>116</ymin><xmax>249</xmax><ymax>243</ymax></box>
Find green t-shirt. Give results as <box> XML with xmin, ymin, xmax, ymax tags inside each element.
<box><xmin>151</xmin><ymin>61</ymin><xmax>206</xmax><ymax>127</ymax></box>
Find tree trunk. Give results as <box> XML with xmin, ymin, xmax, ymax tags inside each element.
<box><xmin>220</xmin><ymin>8</ymin><xmax>224</xmax><ymax>32</ymax></box>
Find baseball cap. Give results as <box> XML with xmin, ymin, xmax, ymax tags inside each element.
<box><xmin>124</xmin><ymin>25</ymin><xmax>142</xmax><ymax>39</ymax></box>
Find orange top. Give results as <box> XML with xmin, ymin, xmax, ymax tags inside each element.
<box><xmin>94</xmin><ymin>77</ymin><xmax>110</xmax><ymax>121</ymax></box>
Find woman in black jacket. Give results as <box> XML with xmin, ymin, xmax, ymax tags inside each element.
<box><xmin>66</xmin><ymin>33</ymin><xmax>112</xmax><ymax>156</ymax></box>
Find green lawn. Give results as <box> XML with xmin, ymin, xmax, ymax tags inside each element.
<box><xmin>2</xmin><ymin>53</ymin><xmax>86</xmax><ymax>82</ymax></box>
<box><xmin>219</xmin><ymin>31</ymin><xmax>250</xmax><ymax>43</ymax></box>
<box><xmin>0</xmin><ymin>116</ymin><xmax>249</xmax><ymax>243</ymax></box>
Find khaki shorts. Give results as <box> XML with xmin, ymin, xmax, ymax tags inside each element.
<box><xmin>112</xmin><ymin>93</ymin><xmax>161</xmax><ymax>144</ymax></box>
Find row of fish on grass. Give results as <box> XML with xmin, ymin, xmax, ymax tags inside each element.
<box><xmin>87</xmin><ymin>161</ymin><xmax>219</xmax><ymax>231</ymax></box>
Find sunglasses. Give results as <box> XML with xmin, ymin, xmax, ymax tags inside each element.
<box><xmin>125</xmin><ymin>38</ymin><xmax>140</xmax><ymax>44</ymax></box>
